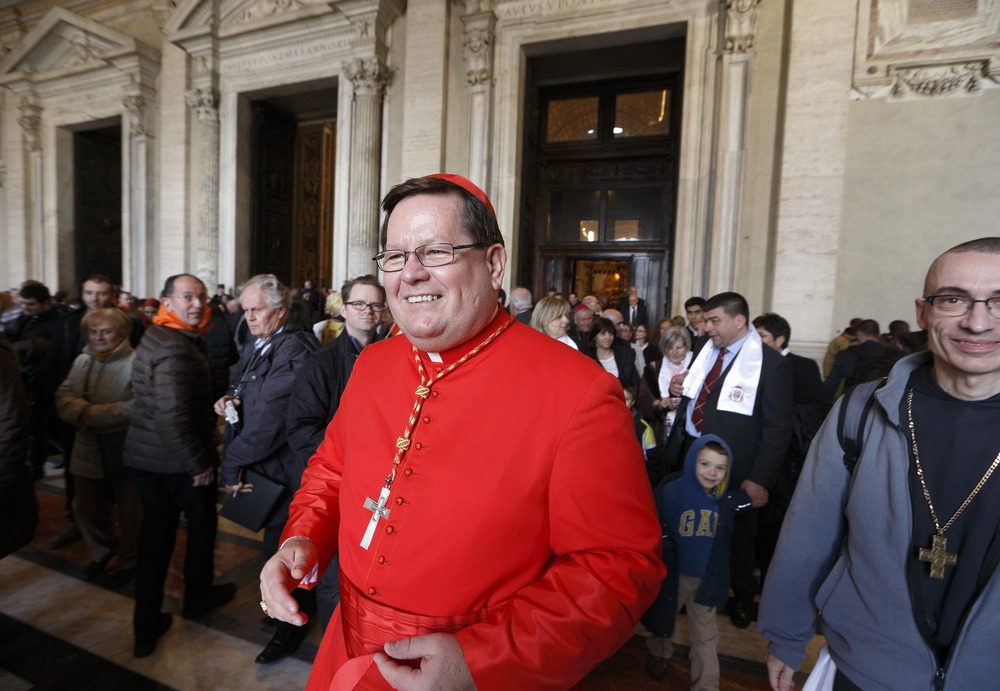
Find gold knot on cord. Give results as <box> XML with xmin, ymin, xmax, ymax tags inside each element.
<box><xmin>415</xmin><ymin>385</ymin><xmax>430</xmax><ymax>399</ymax></box>
<box><xmin>395</xmin><ymin>437</ymin><xmax>411</xmax><ymax>451</ymax></box>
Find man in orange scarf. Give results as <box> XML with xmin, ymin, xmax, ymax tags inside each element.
<box><xmin>124</xmin><ymin>273</ymin><xmax>235</xmax><ymax>658</ymax></box>
<box><xmin>260</xmin><ymin>176</ymin><xmax>664</xmax><ymax>690</ymax></box>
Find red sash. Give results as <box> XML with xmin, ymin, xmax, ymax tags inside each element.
<box><xmin>308</xmin><ymin>575</ymin><xmax>504</xmax><ymax>691</ymax></box>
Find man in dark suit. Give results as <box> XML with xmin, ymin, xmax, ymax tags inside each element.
<box><xmin>751</xmin><ymin>312</ymin><xmax>826</xmax><ymax>587</ymax></box>
<box><xmin>665</xmin><ymin>293</ymin><xmax>793</xmax><ymax>629</ymax></box>
<box><xmin>509</xmin><ymin>286</ymin><xmax>533</xmax><ymax>325</ymax></box>
<box><xmin>618</xmin><ymin>285</ymin><xmax>649</xmax><ymax>327</ymax></box>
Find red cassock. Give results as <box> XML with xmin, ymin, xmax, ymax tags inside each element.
<box><xmin>282</xmin><ymin>309</ymin><xmax>665</xmax><ymax>690</ymax></box>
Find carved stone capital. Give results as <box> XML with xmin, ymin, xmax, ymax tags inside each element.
<box><xmin>343</xmin><ymin>57</ymin><xmax>388</xmax><ymax>97</ymax></box>
<box><xmin>18</xmin><ymin>97</ymin><xmax>41</xmax><ymax>153</ymax></box>
<box><xmin>463</xmin><ymin>26</ymin><xmax>493</xmax><ymax>86</ymax></box>
<box><xmin>150</xmin><ymin>0</ymin><xmax>178</xmax><ymax>33</ymax></box>
<box><xmin>724</xmin><ymin>0</ymin><xmax>759</xmax><ymax>54</ymax></box>
<box><xmin>123</xmin><ymin>95</ymin><xmax>146</xmax><ymax>137</ymax></box>
<box><xmin>185</xmin><ymin>87</ymin><xmax>219</xmax><ymax>123</ymax></box>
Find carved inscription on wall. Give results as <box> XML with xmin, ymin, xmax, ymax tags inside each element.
<box><xmin>853</xmin><ymin>0</ymin><xmax>1000</xmax><ymax>99</ymax></box>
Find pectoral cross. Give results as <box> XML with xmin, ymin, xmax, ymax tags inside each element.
<box><xmin>918</xmin><ymin>533</ymin><xmax>957</xmax><ymax>579</ymax></box>
<box><xmin>360</xmin><ymin>486</ymin><xmax>392</xmax><ymax>550</ymax></box>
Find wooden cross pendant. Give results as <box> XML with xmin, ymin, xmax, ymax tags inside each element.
<box><xmin>360</xmin><ymin>486</ymin><xmax>391</xmax><ymax>550</ymax></box>
<box><xmin>918</xmin><ymin>532</ymin><xmax>958</xmax><ymax>579</ymax></box>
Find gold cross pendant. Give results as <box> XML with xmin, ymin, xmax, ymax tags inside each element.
<box><xmin>918</xmin><ymin>533</ymin><xmax>957</xmax><ymax>579</ymax></box>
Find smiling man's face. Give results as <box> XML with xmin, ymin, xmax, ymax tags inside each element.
<box><xmin>382</xmin><ymin>191</ymin><xmax>506</xmax><ymax>352</ymax></box>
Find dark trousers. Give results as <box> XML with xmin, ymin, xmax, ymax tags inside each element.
<box><xmin>133</xmin><ymin>469</ymin><xmax>218</xmax><ymax>640</ymax></box>
<box><xmin>730</xmin><ymin>506</ymin><xmax>760</xmax><ymax>603</ymax></box>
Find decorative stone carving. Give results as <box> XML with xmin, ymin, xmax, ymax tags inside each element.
<box><xmin>185</xmin><ymin>86</ymin><xmax>219</xmax><ymax>123</ymax></box>
<box><xmin>67</xmin><ymin>34</ymin><xmax>100</xmax><ymax>66</ymax></box>
<box><xmin>343</xmin><ymin>57</ymin><xmax>388</xmax><ymax>95</ymax></box>
<box><xmin>123</xmin><ymin>95</ymin><xmax>146</xmax><ymax>136</ymax></box>
<box><xmin>854</xmin><ymin>0</ymin><xmax>1000</xmax><ymax>99</ymax></box>
<box><xmin>724</xmin><ymin>0</ymin><xmax>759</xmax><ymax>54</ymax></box>
<box><xmin>892</xmin><ymin>62</ymin><xmax>988</xmax><ymax>98</ymax></box>
<box><xmin>150</xmin><ymin>1</ymin><xmax>178</xmax><ymax>32</ymax></box>
<box><xmin>237</xmin><ymin>0</ymin><xmax>304</xmax><ymax>24</ymax></box>
<box><xmin>18</xmin><ymin>97</ymin><xmax>41</xmax><ymax>152</ymax></box>
<box><xmin>463</xmin><ymin>27</ymin><xmax>493</xmax><ymax>85</ymax></box>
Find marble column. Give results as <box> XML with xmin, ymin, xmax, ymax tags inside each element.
<box><xmin>707</xmin><ymin>0</ymin><xmax>760</xmax><ymax>293</ymax></box>
<box><xmin>343</xmin><ymin>57</ymin><xmax>387</xmax><ymax>278</ymax></box>
<box><xmin>123</xmin><ymin>94</ymin><xmax>151</xmax><ymax>295</ymax></box>
<box><xmin>461</xmin><ymin>7</ymin><xmax>495</xmax><ymax>191</ymax></box>
<box><xmin>18</xmin><ymin>96</ymin><xmax>42</xmax><ymax>280</ymax></box>
<box><xmin>186</xmin><ymin>86</ymin><xmax>220</xmax><ymax>288</ymax></box>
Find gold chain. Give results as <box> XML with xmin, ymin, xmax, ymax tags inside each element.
<box><xmin>907</xmin><ymin>388</ymin><xmax>1000</xmax><ymax>535</ymax></box>
<box><xmin>381</xmin><ymin>313</ymin><xmax>514</xmax><ymax>489</ymax></box>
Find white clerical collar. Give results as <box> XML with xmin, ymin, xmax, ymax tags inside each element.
<box><xmin>427</xmin><ymin>351</ymin><xmax>443</xmax><ymax>363</ymax></box>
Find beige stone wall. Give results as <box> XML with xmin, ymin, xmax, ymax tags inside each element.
<box><xmin>835</xmin><ymin>90</ymin><xmax>1000</xmax><ymax>335</ymax></box>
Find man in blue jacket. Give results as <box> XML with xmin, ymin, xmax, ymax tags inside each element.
<box><xmin>761</xmin><ymin>237</ymin><xmax>1000</xmax><ymax>691</ymax></box>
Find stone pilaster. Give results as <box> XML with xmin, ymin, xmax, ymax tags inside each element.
<box><xmin>461</xmin><ymin>5</ymin><xmax>495</xmax><ymax>190</ymax></box>
<box><xmin>185</xmin><ymin>86</ymin><xmax>220</xmax><ymax>287</ymax></box>
<box><xmin>343</xmin><ymin>56</ymin><xmax>387</xmax><ymax>277</ymax></box>
<box><xmin>709</xmin><ymin>0</ymin><xmax>760</xmax><ymax>293</ymax></box>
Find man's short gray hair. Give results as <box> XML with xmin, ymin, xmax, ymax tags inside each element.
<box><xmin>239</xmin><ymin>274</ymin><xmax>289</xmax><ymax>310</ymax></box>
<box><xmin>510</xmin><ymin>287</ymin><xmax>533</xmax><ymax>311</ymax></box>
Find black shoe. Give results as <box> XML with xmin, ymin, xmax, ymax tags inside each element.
<box><xmin>255</xmin><ymin>622</ymin><xmax>307</xmax><ymax>664</ymax></box>
<box><xmin>81</xmin><ymin>556</ymin><xmax>112</xmax><ymax>581</ymax></box>
<box><xmin>262</xmin><ymin>615</ymin><xmax>278</xmax><ymax>631</ymax></box>
<box><xmin>134</xmin><ymin>613</ymin><xmax>172</xmax><ymax>658</ymax></box>
<box><xmin>730</xmin><ymin>602</ymin><xmax>753</xmax><ymax>629</ymax></box>
<box><xmin>48</xmin><ymin>521</ymin><xmax>81</xmax><ymax>549</ymax></box>
<box><xmin>183</xmin><ymin>582</ymin><xmax>237</xmax><ymax>619</ymax></box>
<box><xmin>646</xmin><ymin>653</ymin><xmax>670</xmax><ymax>680</ymax></box>
<box><xmin>104</xmin><ymin>567</ymin><xmax>136</xmax><ymax>589</ymax></box>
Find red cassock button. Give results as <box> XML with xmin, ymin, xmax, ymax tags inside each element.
<box><xmin>422</xmin><ymin>417</ymin><xmax>431</xmax><ymax>424</ymax></box>
<box><xmin>395</xmin><ymin>497</ymin><xmax>405</xmax><ymax>505</ymax></box>
<box><xmin>385</xmin><ymin>525</ymin><xmax>395</xmax><ymax>534</ymax></box>
<box><xmin>403</xmin><ymin>467</ymin><xmax>413</xmax><ymax>476</ymax></box>
<box><xmin>367</xmin><ymin>587</ymin><xmax>377</xmax><ymax>595</ymax></box>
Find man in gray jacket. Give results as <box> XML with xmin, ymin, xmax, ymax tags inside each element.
<box><xmin>760</xmin><ymin>237</ymin><xmax>1000</xmax><ymax>691</ymax></box>
<box><xmin>125</xmin><ymin>273</ymin><xmax>234</xmax><ymax>658</ymax></box>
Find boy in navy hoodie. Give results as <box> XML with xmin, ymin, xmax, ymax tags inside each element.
<box><xmin>641</xmin><ymin>434</ymin><xmax>751</xmax><ymax>690</ymax></box>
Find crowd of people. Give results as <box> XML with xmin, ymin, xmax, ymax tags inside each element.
<box><xmin>1</xmin><ymin>178</ymin><xmax>996</xmax><ymax>691</ymax></box>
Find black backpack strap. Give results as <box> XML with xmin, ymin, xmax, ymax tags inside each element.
<box><xmin>837</xmin><ymin>378</ymin><xmax>886</xmax><ymax>474</ymax></box>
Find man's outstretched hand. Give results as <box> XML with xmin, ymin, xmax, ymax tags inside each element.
<box><xmin>258</xmin><ymin>537</ymin><xmax>316</xmax><ymax>626</ymax></box>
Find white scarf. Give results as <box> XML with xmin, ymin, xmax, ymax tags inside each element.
<box><xmin>658</xmin><ymin>350</ymin><xmax>693</xmax><ymax>399</ymax></box>
<box><xmin>681</xmin><ymin>326</ymin><xmax>763</xmax><ymax>417</ymax></box>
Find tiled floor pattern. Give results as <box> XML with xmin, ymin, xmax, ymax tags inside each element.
<box><xmin>0</xmin><ymin>463</ymin><xmax>821</xmax><ymax>690</ymax></box>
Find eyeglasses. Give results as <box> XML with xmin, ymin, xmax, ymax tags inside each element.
<box><xmin>373</xmin><ymin>242</ymin><xmax>485</xmax><ymax>272</ymax></box>
<box><xmin>924</xmin><ymin>294</ymin><xmax>1000</xmax><ymax>317</ymax></box>
<box><xmin>168</xmin><ymin>293</ymin><xmax>208</xmax><ymax>304</ymax></box>
<box><xmin>344</xmin><ymin>301</ymin><xmax>386</xmax><ymax>312</ymax></box>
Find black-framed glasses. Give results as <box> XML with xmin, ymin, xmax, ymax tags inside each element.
<box><xmin>373</xmin><ymin>242</ymin><xmax>485</xmax><ymax>272</ymax></box>
<box><xmin>344</xmin><ymin>301</ymin><xmax>386</xmax><ymax>312</ymax></box>
<box><xmin>924</xmin><ymin>294</ymin><xmax>1000</xmax><ymax>317</ymax></box>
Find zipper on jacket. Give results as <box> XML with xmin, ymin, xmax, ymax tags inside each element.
<box><xmin>934</xmin><ymin>666</ymin><xmax>945</xmax><ymax>690</ymax></box>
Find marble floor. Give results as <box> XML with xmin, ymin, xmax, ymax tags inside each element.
<box><xmin>0</xmin><ymin>461</ymin><xmax>822</xmax><ymax>690</ymax></box>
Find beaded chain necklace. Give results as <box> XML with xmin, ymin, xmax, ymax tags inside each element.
<box><xmin>359</xmin><ymin>314</ymin><xmax>514</xmax><ymax>549</ymax></box>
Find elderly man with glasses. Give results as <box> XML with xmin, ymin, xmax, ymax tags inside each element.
<box><xmin>259</xmin><ymin>174</ymin><xmax>663</xmax><ymax>691</ymax></box>
<box><xmin>761</xmin><ymin>237</ymin><xmax>1000</xmax><ymax>691</ymax></box>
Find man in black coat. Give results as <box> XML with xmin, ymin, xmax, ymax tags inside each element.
<box><xmin>9</xmin><ymin>281</ymin><xmax>60</xmax><ymax>479</ymax></box>
<box><xmin>618</xmin><ymin>285</ymin><xmax>649</xmax><ymax>327</ymax></box>
<box><xmin>282</xmin><ymin>274</ymin><xmax>385</xmax><ymax>645</ymax></box>
<box><xmin>665</xmin><ymin>293</ymin><xmax>794</xmax><ymax>629</ymax></box>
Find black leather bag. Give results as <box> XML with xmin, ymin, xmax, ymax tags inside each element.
<box><xmin>218</xmin><ymin>469</ymin><xmax>286</xmax><ymax>532</ymax></box>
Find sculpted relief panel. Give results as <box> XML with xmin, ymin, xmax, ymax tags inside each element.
<box><xmin>853</xmin><ymin>0</ymin><xmax>1000</xmax><ymax>99</ymax></box>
